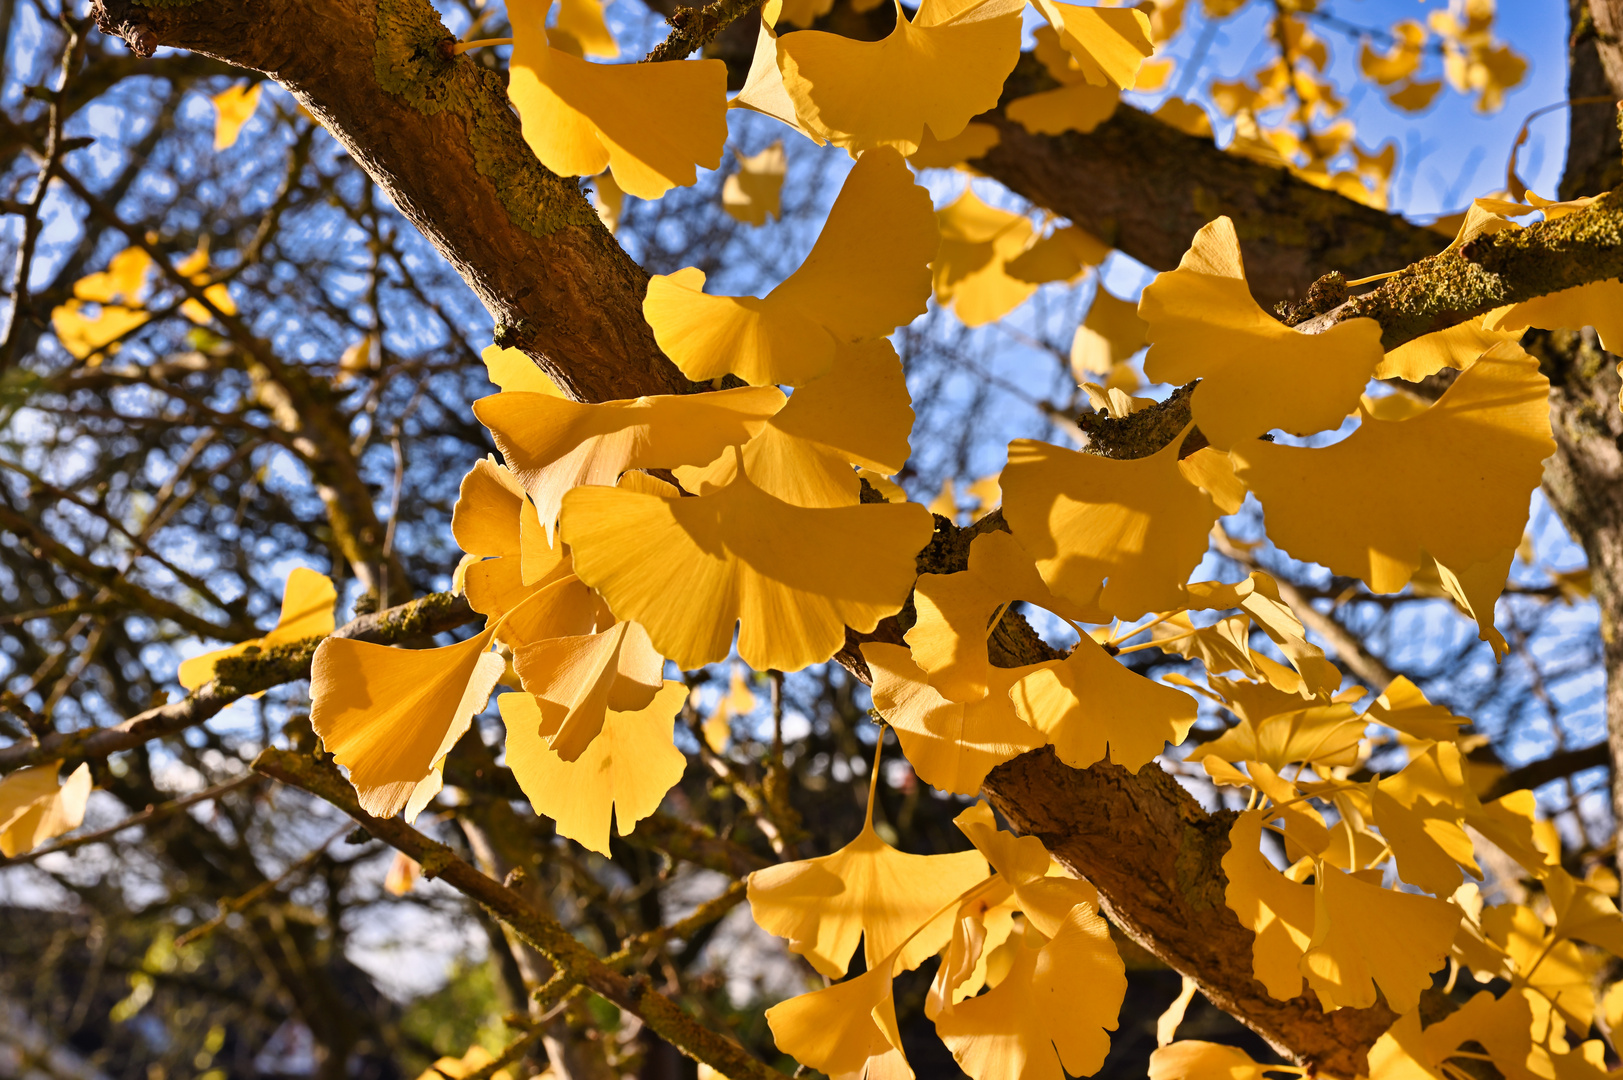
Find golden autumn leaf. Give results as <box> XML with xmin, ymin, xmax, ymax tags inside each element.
<box><xmin>481</xmin><ymin>343</ymin><xmax>563</xmax><ymax>396</ymax></box>
<box><xmin>932</xmin><ymin>187</ymin><xmax>1039</xmax><ymax>327</ymax></box>
<box><xmin>1374</xmin><ymin>315</ymin><xmax>1518</xmax><ymax>382</ymax></box>
<box><xmin>951</xmin><ymin>803</ymin><xmax>1101</xmax><ymax>936</ymax></box>
<box><xmin>52</xmin><ymin>247</ymin><xmax>154</xmax><ymax>360</ymax></box>
<box><xmin>415</xmin><ymin>1045</ymin><xmax>514</xmax><ymax>1080</ymax></box>
<box><xmin>311</xmin><ymin>628</ymin><xmax>505</xmax><ymax>819</ymax></box>
<box><xmin>1364</xmin><ymin>676</ymin><xmax>1469</xmax><ymax>743</ymax></box>
<box><xmin>731</xmin><ymin>18</ymin><xmax>829</xmax><ymax>146</ymax></box>
<box><xmin>1188</xmin><ymin>690</ymin><xmax>1364</xmax><ymax>772</ymax></box>
<box><xmin>906</xmin><ymin>529</ymin><xmax>1102</xmax><ymax>703</ymax></box>
<box><xmin>1004</xmin><ymin>224</ymin><xmax>1110</xmax><ymax>287</ymax></box>
<box><xmin>1001</xmin><ymin>430</ymin><xmax>1220</xmax><ymax>619</ymax></box>
<box><xmin>765</xmin><ymin>958</ymin><xmax>913</xmax><ymax>1080</ymax></box>
<box><xmin>474</xmin><ymin>385</ymin><xmax>784</xmax><ymax>531</ymax></box>
<box><xmin>507</xmin><ymin>2</ymin><xmax>726</xmax><ymax>199</ymax></box>
<box><xmin>1149</xmin><ymin>1041</ymin><xmax>1280</xmax><ymax>1080</ymax></box>
<box><xmin>775</xmin><ymin>0</ymin><xmax>1025</xmax><ymax>156</ymax></box>
<box><xmin>703</xmin><ymin>664</ymin><xmax>757</xmax><ymax>753</ymax></box>
<box><xmin>451</xmin><ymin>458</ymin><xmax>571</xmax><ymax>618</ymax></box>
<box><xmin>1070</xmin><ymin>286</ymin><xmax>1147</xmax><ymax>379</ymax></box>
<box><xmin>1222</xmin><ymin>810</ymin><xmax>1317</xmax><ymax>1001</ymax></box>
<box><xmin>511</xmin><ymin>618</ymin><xmax>665</xmax><ymax>761</ymax></box>
<box><xmin>499</xmin><ymin>681</ymin><xmax>687</xmax><ymax>855</ymax></box>
<box><xmin>173</xmin><ymin>239</ymin><xmax>236</xmax><ymax>324</ymax></box>
<box><xmin>747</xmin><ymin>755</ymin><xmax>989</xmax><ymax>977</ymax></box>
<box><xmin>723</xmin><ymin>141</ymin><xmax>787</xmax><ymax>226</ymax></box>
<box><xmin>1030</xmin><ymin>0</ymin><xmax>1154</xmax><ymax>89</ymax></box>
<box><xmin>864</xmin><ymin>643</ymin><xmax>1045</xmax><ymax>794</ymax></box>
<box><xmin>1232</xmin><ymin>342</ymin><xmax>1554</xmax><ymax>594</ymax></box>
<box><xmin>1485</xmin><ymin>280</ymin><xmax>1623</xmax><ymax>354</ymax></box>
<box><xmin>673</xmin><ymin>339</ymin><xmax>914</xmax><ymax>508</ymax></box>
<box><xmin>934</xmin><ymin>908</ymin><xmax>1126</xmax><ymax>1080</ymax></box>
<box><xmin>1366</xmin><ymin>991</ymin><xmax>1539</xmax><ymax>1080</ymax></box>
<box><xmin>644</xmin><ymin>147</ymin><xmax>937</xmax><ymax>385</ymax></box>
<box><xmin>561</xmin><ymin>452</ymin><xmax>932</xmax><ymax>671</ymax></box>
<box><xmin>179</xmin><ymin>567</ymin><xmax>336</xmax><ymax>691</ymax></box>
<box><xmin>212</xmin><ymin>83</ymin><xmax>262</xmax><ymax>150</ymax></box>
<box><xmin>1140</xmin><ymin>216</ymin><xmax>1384</xmax><ymax>449</ymax></box>
<box><xmin>1011</xmin><ymin>633</ymin><xmax>1197</xmax><ymax>770</ymax></box>
<box><xmin>0</xmin><ymin>762</ymin><xmax>91</xmax><ymax>858</ymax></box>
<box><xmin>1175</xmin><ymin>447</ymin><xmax>1247</xmax><ymax>515</ymax></box>
<box><xmin>553</xmin><ymin>0</ymin><xmax>618</xmax><ymax>58</ymax></box>
<box><xmin>908</xmin><ymin>121</ymin><xmax>1000</xmax><ymax>169</ymax></box>
<box><xmin>1183</xmin><ymin>573</ymin><xmax>1340</xmax><ymax>696</ymax></box>
<box><xmin>1301</xmin><ymin>864</ymin><xmax>1460</xmax><ymax>1012</ymax></box>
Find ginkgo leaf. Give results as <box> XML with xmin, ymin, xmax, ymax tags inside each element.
<box><xmin>935</xmin><ymin>907</ymin><xmax>1125</xmax><ymax>1080</ymax></box>
<box><xmin>1223</xmin><ymin>811</ymin><xmax>1317</xmax><ymax>1000</ymax></box>
<box><xmin>1426</xmin><ymin>550</ymin><xmax>1514</xmax><ymax>660</ymax></box>
<box><xmin>1374</xmin><ymin>316</ymin><xmax>1518</xmax><ymax>381</ymax></box>
<box><xmin>507</xmin><ymin>4</ymin><xmax>727</xmax><ymax>199</ymax></box>
<box><xmin>951</xmin><ymin>803</ymin><xmax>1102</xmax><ymax>936</ymax></box>
<box><xmin>933</xmin><ymin>187</ymin><xmax>1039</xmax><ymax>327</ymax></box>
<box><xmin>1187</xmin><ymin>694</ymin><xmax>1363</xmax><ymax>771</ymax></box>
<box><xmin>704</xmin><ymin>665</ymin><xmax>757</xmax><ymax>752</ymax></box>
<box><xmin>174</xmin><ymin>240</ymin><xmax>237</xmax><ymax>324</ymax></box>
<box><xmin>212</xmin><ymin>83</ymin><xmax>262</xmax><ymax>150</ymax></box>
<box><xmin>865</xmin><ymin>643</ymin><xmax>1045</xmax><ymax>794</ymax></box>
<box><xmin>179</xmin><ymin>567</ymin><xmax>336</xmax><ymax>691</ymax></box>
<box><xmin>0</xmin><ymin>762</ymin><xmax>92</xmax><ymax>858</ymax></box>
<box><xmin>511</xmin><ymin>619</ymin><xmax>664</xmax><ymax>761</ymax></box>
<box><xmin>1301</xmin><ymin>864</ymin><xmax>1459</xmax><ymax>1012</ymax></box>
<box><xmin>72</xmin><ymin>247</ymin><xmax>152</xmax><ymax>305</ymax></box>
<box><xmin>1175</xmin><ymin>448</ymin><xmax>1247</xmax><ymax>515</ymax></box>
<box><xmin>500</xmin><ymin>681</ymin><xmax>687</xmax><ymax>856</ymax></box>
<box><xmin>644</xmin><ymin>147</ymin><xmax>937</xmax><ymax>385</ymax></box>
<box><xmin>1364</xmin><ymin>676</ymin><xmax>1469</xmax><ymax>743</ymax></box>
<box><xmin>482</xmin><ymin>344</ymin><xmax>563</xmax><ymax>396</ymax></box>
<box><xmin>1005</xmin><ymin>80</ymin><xmax>1119</xmax><ymax>136</ymax></box>
<box><xmin>1001</xmin><ymin>429</ymin><xmax>1220</xmax><ymax>619</ymax></box>
<box><xmin>1232</xmin><ymin>342</ymin><xmax>1554</xmax><ymax>594</ymax></box>
<box><xmin>673</xmin><ymin>339</ymin><xmax>914</xmax><ymax>508</ymax></box>
<box><xmin>561</xmin><ymin>454</ymin><xmax>932</xmax><ymax>671</ymax></box>
<box><xmin>747</xmin><ymin>778</ymin><xmax>988</xmax><ymax>977</ymax></box>
<box><xmin>1545</xmin><ymin>868</ymin><xmax>1623</xmax><ymax>958</ymax></box>
<box><xmin>474</xmin><ymin>386</ymin><xmax>784</xmax><ymax>533</ymax></box>
<box><xmin>731</xmin><ymin>18</ymin><xmax>828</xmax><ymax>146</ymax></box>
<box><xmin>1485</xmin><ymin>279</ymin><xmax>1623</xmax><ymax>353</ymax></box>
<box><xmin>311</xmin><ymin>628</ymin><xmax>505</xmax><ymax>818</ymax></box>
<box><xmin>1149</xmin><ymin>1041</ymin><xmax>1278</xmax><ymax>1080</ymax></box>
<box><xmin>1004</xmin><ymin>224</ymin><xmax>1110</xmax><ymax>287</ymax></box>
<box><xmin>1070</xmin><ymin>287</ymin><xmax>1148</xmax><ymax>378</ymax></box>
<box><xmin>452</xmin><ymin>458</ymin><xmax>572</xmax><ymax>617</ymax></box>
<box><xmin>51</xmin><ymin>300</ymin><xmax>151</xmax><ymax>361</ymax></box>
<box><xmin>554</xmin><ymin>0</ymin><xmax>618</xmax><ymax>58</ymax></box>
<box><xmin>906</xmin><ymin>529</ymin><xmax>1102</xmax><ymax>703</ymax></box>
<box><xmin>1183</xmin><ymin>573</ymin><xmax>1340</xmax><ymax>696</ymax></box>
<box><xmin>1369</xmin><ymin>781</ymin><xmax>1480</xmax><ymax>897</ymax></box>
<box><xmin>775</xmin><ymin>0</ymin><xmax>1024</xmax><ymax>156</ymax></box>
<box><xmin>765</xmin><ymin>957</ymin><xmax>913</xmax><ymax>1080</ymax></box>
<box><xmin>1482</xmin><ymin>902</ymin><xmax>1604</xmax><ymax>1034</ymax></box>
<box><xmin>1140</xmin><ymin>217</ymin><xmax>1384</xmax><ymax>449</ymax></box>
<box><xmin>1011</xmin><ymin>633</ymin><xmax>1197</xmax><ymax>770</ymax></box>
<box><xmin>908</xmin><ymin>122</ymin><xmax>1000</xmax><ymax>169</ymax></box>
<box><xmin>1029</xmin><ymin>0</ymin><xmax>1154</xmax><ymax>89</ymax></box>
<box><xmin>1367</xmin><ymin>990</ymin><xmax>1540</xmax><ymax>1080</ymax></box>
<box><xmin>723</xmin><ymin>141</ymin><xmax>787</xmax><ymax>226</ymax></box>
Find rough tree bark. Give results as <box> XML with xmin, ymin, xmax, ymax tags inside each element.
<box><xmin>84</xmin><ymin>0</ymin><xmax>1623</xmax><ymax>1073</ymax></box>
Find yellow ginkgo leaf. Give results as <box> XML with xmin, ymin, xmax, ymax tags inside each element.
<box><xmin>1222</xmin><ymin>810</ymin><xmax>1317</xmax><ymax>1000</ymax></box>
<box><xmin>1005</xmin><ymin>80</ymin><xmax>1119</xmax><ymax>137</ymax></box>
<box><xmin>935</xmin><ymin>907</ymin><xmax>1125</xmax><ymax>1080</ymax></box>
<box><xmin>1369</xmin><ymin>781</ymin><xmax>1480</xmax><ymax>897</ymax></box>
<box><xmin>1175</xmin><ymin>447</ymin><xmax>1247</xmax><ymax>515</ymax></box>
<box><xmin>72</xmin><ymin>247</ymin><xmax>152</xmax><ymax>305</ymax></box>
<box><xmin>1140</xmin><ymin>216</ymin><xmax>1384</xmax><ymax>449</ymax></box>
<box><xmin>561</xmin><ymin>453</ymin><xmax>932</xmax><ymax>671</ymax></box>
<box><xmin>865</xmin><ymin>643</ymin><xmax>1045</xmax><ymax>795</ymax></box>
<box><xmin>951</xmin><ymin>803</ymin><xmax>1102</xmax><ymax>936</ymax></box>
<box><xmin>748</xmin><ymin>751</ymin><xmax>990</xmax><ymax>978</ymax></box>
<box><xmin>1231</xmin><ymin>342</ymin><xmax>1554</xmax><ymax>594</ymax></box>
<box><xmin>452</xmin><ymin>458</ymin><xmax>572</xmax><ymax>618</ymax></box>
<box><xmin>776</xmin><ymin>0</ymin><xmax>1025</xmax><ymax>156</ymax></box>
<box><xmin>765</xmin><ymin>956</ymin><xmax>912</xmax><ymax>1080</ymax></box>
<box><xmin>1365</xmin><ymin>676</ymin><xmax>1469</xmax><ymax>743</ymax></box>
<box><xmin>174</xmin><ymin>239</ymin><xmax>237</xmax><ymax>324</ymax></box>
<box><xmin>212</xmin><ymin>83</ymin><xmax>262</xmax><ymax>150</ymax></box>
<box><xmin>673</xmin><ymin>339</ymin><xmax>914</xmax><ymax>508</ymax></box>
<box><xmin>179</xmin><ymin>567</ymin><xmax>336</xmax><ymax>691</ymax></box>
<box><xmin>644</xmin><ymin>147</ymin><xmax>937</xmax><ymax>385</ymax></box>
<box><xmin>933</xmin><ymin>187</ymin><xmax>1038</xmax><ymax>327</ymax></box>
<box><xmin>511</xmin><ymin>619</ymin><xmax>665</xmax><ymax>761</ymax></box>
<box><xmin>1070</xmin><ymin>286</ymin><xmax>1148</xmax><ymax>379</ymax></box>
<box><xmin>1001</xmin><ymin>430</ymin><xmax>1220</xmax><ymax>619</ymax></box>
<box><xmin>1182</xmin><ymin>573</ymin><xmax>1339</xmax><ymax>696</ymax></box>
<box><xmin>908</xmin><ymin>121</ymin><xmax>1000</xmax><ymax>169</ymax></box>
<box><xmin>474</xmin><ymin>386</ymin><xmax>784</xmax><ymax>533</ymax></box>
<box><xmin>722</xmin><ymin>141</ymin><xmax>787</xmax><ymax>226</ymax></box>
<box><xmin>554</xmin><ymin>0</ymin><xmax>618</xmax><ymax>58</ymax></box>
<box><xmin>1374</xmin><ymin>315</ymin><xmax>1518</xmax><ymax>382</ymax></box>
<box><xmin>0</xmin><ymin>762</ymin><xmax>91</xmax><ymax>858</ymax></box>
<box><xmin>51</xmin><ymin>301</ymin><xmax>150</xmax><ymax>362</ymax></box>
<box><xmin>1187</xmin><ymin>692</ymin><xmax>1363</xmax><ymax>771</ymax></box>
<box><xmin>482</xmin><ymin>343</ymin><xmax>564</xmax><ymax>396</ymax></box>
<box><xmin>703</xmin><ymin>665</ymin><xmax>757</xmax><ymax>753</ymax></box>
<box><xmin>1149</xmin><ymin>1041</ymin><xmax>1277</xmax><ymax>1080</ymax></box>
<box><xmin>311</xmin><ymin>628</ymin><xmax>505</xmax><ymax>818</ymax></box>
<box><xmin>1484</xmin><ymin>279</ymin><xmax>1623</xmax><ymax>353</ymax></box>
<box><xmin>1010</xmin><ymin>633</ymin><xmax>1197</xmax><ymax>770</ymax></box>
<box><xmin>1006</xmin><ymin>226</ymin><xmax>1111</xmax><ymax>289</ymax></box>
<box><xmin>1030</xmin><ymin>0</ymin><xmax>1154</xmax><ymax>89</ymax></box>
<box><xmin>906</xmin><ymin>529</ymin><xmax>1103</xmax><ymax>703</ymax></box>
<box><xmin>1301</xmin><ymin>864</ymin><xmax>1459</xmax><ymax>1012</ymax></box>
<box><xmin>1546</xmin><ymin>868</ymin><xmax>1623</xmax><ymax>958</ymax></box>
<box><xmin>1366</xmin><ymin>990</ymin><xmax>1539</xmax><ymax>1080</ymax></box>
<box><xmin>500</xmin><ymin>681</ymin><xmax>686</xmax><ymax>856</ymax></box>
<box><xmin>731</xmin><ymin>18</ymin><xmax>828</xmax><ymax>146</ymax></box>
<box><xmin>508</xmin><ymin>4</ymin><xmax>726</xmax><ymax>199</ymax></box>
<box><xmin>416</xmin><ymin>1044</ymin><xmax>514</xmax><ymax>1080</ymax></box>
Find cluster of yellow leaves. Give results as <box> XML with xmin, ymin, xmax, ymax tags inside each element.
<box><xmin>0</xmin><ymin>760</ymin><xmax>91</xmax><ymax>857</ymax></box>
<box><xmin>755</xmin><ymin>769</ymin><xmax>1125</xmax><ymax>1080</ymax></box>
<box><xmin>52</xmin><ymin>240</ymin><xmax>237</xmax><ymax>362</ymax></box>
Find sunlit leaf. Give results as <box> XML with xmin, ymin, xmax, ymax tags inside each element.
<box><xmin>0</xmin><ymin>762</ymin><xmax>91</xmax><ymax>858</ymax></box>
<box><xmin>179</xmin><ymin>567</ymin><xmax>336</xmax><ymax>691</ymax></box>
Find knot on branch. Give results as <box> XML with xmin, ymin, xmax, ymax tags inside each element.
<box><xmin>91</xmin><ymin>1</ymin><xmax>164</xmax><ymax>58</ymax></box>
<box><xmin>1274</xmin><ymin>271</ymin><xmax>1349</xmax><ymax>327</ymax></box>
<box><xmin>1075</xmin><ymin>381</ymin><xmax>1199</xmax><ymax>460</ymax></box>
